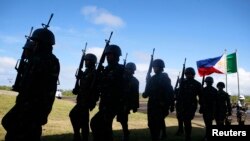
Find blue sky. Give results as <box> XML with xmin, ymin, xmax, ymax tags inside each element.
<box><xmin>1</xmin><ymin>0</ymin><xmax>250</xmax><ymax>95</ymax></box>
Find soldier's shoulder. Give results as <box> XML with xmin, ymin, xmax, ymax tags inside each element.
<box><xmin>131</xmin><ymin>76</ymin><xmax>139</xmax><ymax>84</ymax></box>
<box><xmin>193</xmin><ymin>79</ymin><xmax>202</xmax><ymax>86</ymax></box>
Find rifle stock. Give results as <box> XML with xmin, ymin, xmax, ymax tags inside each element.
<box><xmin>12</xmin><ymin>27</ymin><xmax>34</xmax><ymax>92</ymax></box>
<box><xmin>72</xmin><ymin>43</ymin><xmax>87</xmax><ymax>94</ymax></box>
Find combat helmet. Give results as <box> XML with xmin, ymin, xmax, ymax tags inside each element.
<box><xmin>84</xmin><ymin>53</ymin><xmax>97</xmax><ymax>63</ymax></box>
<box><xmin>205</xmin><ymin>76</ymin><xmax>214</xmax><ymax>83</ymax></box>
<box><xmin>217</xmin><ymin>82</ymin><xmax>225</xmax><ymax>88</ymax></box>
<box><xmin>185</xmin><ymin>67</ymin><xmax>195</xmax><ymax>75</ymax></box>
<box><xmin>126</xmin><ymin>62</ymin><xmax>136</xmax><ymax>71</ymax></box>
<box><xmin>105</xmin><ymin>44</ymin><xmax>122</xmax><ymax>56</ymax></box>
<box><xmin>30</xmin><ymin>28</ymin><xmax>55</xmax><ymax>45</ymax></box>
<box><xmin>152</xmin><ymin>59</ymin><xmax>165</xmax><ymax>68</ymax></box>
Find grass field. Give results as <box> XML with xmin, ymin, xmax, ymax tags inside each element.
<box><xmin>0</xmin><ymin>91</ymin><xmax>206</xmax><ymax>141</ymax></box>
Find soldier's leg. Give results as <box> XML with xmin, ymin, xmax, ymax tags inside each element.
<box><xmin>148</xmin><ymin>114</ymin><xmax>161</xmax><ymax>141</ymax></box>
<box><xmin>203</xmin><ymin>115</ymin><xmax>212</xmax><ymax>139</ymax></box>
<box><xmin>90</xmin><ymin>111</ymin><xmax>106</xmax><ymax>141</ymax></box>
<box><xmin>69</xmin><ymin>106</ymin><xmax>81</xmax><ymax>141</ymax></box>
<box><xmin>81</xmin><ymin>108</ymin><xmax>90</xmax><ymax>141</ymax></box>
<box><xmin>160</xmin><ymin>119</ymin><xmax>167</xmax><ymax>139</ymax></box>
<box><xmin>184</xmin><ymin>120</ymin><xmax>192</xmax><ymax>141</ymax></box>
<box><xmin>120</xmin><ymin>114</ymin><xmax>129</xmax><ymax>141</ymax></box>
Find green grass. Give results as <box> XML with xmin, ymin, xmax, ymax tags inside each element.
<box><xmin>0</xmin><ymin>93</ymin><xmax>206</xmax><ymax>141</ymax></box>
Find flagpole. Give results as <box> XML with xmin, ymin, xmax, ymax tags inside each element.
<box><xmin>236</xmin><ymin>49</ymin><xmax>240</xmax><ymax>98</ymax></box>
<box><xmin>224</xmin><ymin>49</ymin><xmax>228</xmax><ymax>92</ymax></box>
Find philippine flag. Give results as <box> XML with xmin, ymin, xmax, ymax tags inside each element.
<box><xmin>196</xmin><ymin>54</ymin><xmax>226</xmax><ymax>76</ymax></box>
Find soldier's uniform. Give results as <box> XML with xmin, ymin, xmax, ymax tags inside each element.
<box><xmin>143</xmin><ymin>59</ymin><xmax>174</xmax><ymax>141</ymax></box>
<box><xmin>69</xmin><ymin>53</ymin><xmax>98</xmax><ymax>141</ymax></box>
<box><xmin>90</xmin><ymin>44</ymin><xmax>124</xmax><ymax>141</ymax></box>
<box><xmin>2</xmin><ymin>28</ymin><xmax>60</xmax><ymax>141</ymax></box>
<box><xmin>116</xmin><ymin>62</ymin><xmax>139</xmax><ymax>141</ymax></box>
<box><xmin>178</xmin><ymin>67</ymin><xmax>201</xmax><ymax>141</ymax></box>
<box><xmin>215</xmin><ymin>82</ymin><xmax>231</xmax><ymax>126</ymax></box>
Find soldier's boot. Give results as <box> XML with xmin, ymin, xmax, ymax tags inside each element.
<box><xmin>175</xmin><ymin>119</ymin><xmax>184</xmax><ymax>136</ymax></box>
<box><xmin>81</xmin><ymin>132</ymin><xmax>89</xmax><ymax>141</ymax></box>
<box><xmin>160</xmin><ymin>127</ymin><xmax>167</xmax><ymax>140</ymax></box>
<box><xmin>184</xmin><ymin>121</ymin><xmax>192</xmax><ymax>141</ymax></box>
<box><xmin>73</xmin><ymin>132</ymin><xmax>81</xmax><ymax>141</ymax></box>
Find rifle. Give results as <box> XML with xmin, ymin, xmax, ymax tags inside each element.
<box><xmin>123</xmin><ymin>53</ymin><xmax>128</xmax><ymax>66</ymax></box>
<box><xmin>42</xmin><ymin>13</ymin><xmax>53</xmax><ymax>29</ymax></box>
<box><xmin>174</xmin><ymin>72</ymin><xmax>180</xmax><ymax>92</ymax></box>
<box><xmin>96</xmin><ymin>31</ymin><xmax>113</xmax><ymax>74</ymax></box>
<box><xmin>179</xmin><ymin>58</ymin><xmax>186</xmax><ymax>87</ymax></box>
<box><xmin>90</xmin><ymin>32</ymin><xmax>113</xmax><ymax>91</ymax></box>
<box><xmin>12</xmin><ymin>27</ymin><xmax>34</xmax><ymax>92</ymax></box>
<box><xmin>72</xmin><ymin>42</ymin><xmax>87</xmax><ymax>95</ymax></box>
<box><xmin>146</xmin><ymin>48</ymin><xmax>155</xmax><ymax>84</ymax></box>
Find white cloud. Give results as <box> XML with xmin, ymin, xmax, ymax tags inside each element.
<box><xmin>81</xmin><ymin>6</ymin><xmax>125</xmax><ymax>28</ymax></box>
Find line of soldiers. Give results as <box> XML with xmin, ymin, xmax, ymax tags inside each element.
<box><xmin>1</xmin><ymin>25</ymin><xmax>247</xmax><ymax>141</ymax></box>
<box><xmin>69</xmin><ymin>44</ymin><xmax>140</xmax><ymax>141</ymax></box>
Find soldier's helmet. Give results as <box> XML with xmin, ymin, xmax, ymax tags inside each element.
<box><xmin>84</xmin><ymin>53</ymin><xmax>97</xmax><ymax>63</ymax></box>
<box><xmin>126</xmin><ymin>62</ymin><xmax>136</xmax><ymax>71</ymax></box>
<box><xmin>30</xmin><ymin>28</ymin><xmax>55</xmax><ymax>45</ymax></box>
<box><xmin>217</xmin><ymin>82</ymin><xmax>225</xmax><ymax>88</ymax></box>
<box><xmin>185</xmin><ymin>67</ymin><xmax>195</xmax><ymax>75</ymax></box>
<box><xmin>205</xmin><ymin>76</ymin><xmax>214</xmax><ymax>83</ymax></box>
<box><xmin>239</xmin><ymin>95</ymin><xmax>245</xmax><ymax>100</ymax></box>
<box><xmin>105</xmin><ymin>44</ymin><xmax>122</xmax><ymax>56</ymax></box>
<box><xmin>152</xmin><ymin>59</ymin><xmax>165</xmax><ymax>68</ymax></box>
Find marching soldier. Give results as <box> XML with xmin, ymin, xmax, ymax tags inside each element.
<box><xmin>215</xmin><ymin>82</ymin><xmax>231</xmax><ymax>126</ymax></box>
<box><xmin>90</xmin><ymin>44</ymin><xmax>124</xmax><ymax>141</ymax></box>
<box><xmin>69</xmin><ymin>53</ymin><xmax>98</xmax><ymax>141</ymax></box>
<box><xmin>178</xmin><ymin>67</ymin><xmax>202</xmax><ymax>141</ymax></box>
<box><xmin>200</xmin><ymin>76</ymin><xmax>217</xmax><ymax>140</ymax></box>
<box><xmin>143</xmin><ymin>59</ymin><xmax>174</xmax><ymax>141</ymax></box>
<box><xmin>116</xmin><ymin>62</ymin><xmax>139</xmax><ymax>141</ymax></box>
<box><xmin>2</xmin><ymin>27</ymin><xmax>60</xmax><ymax>141</ymax></box>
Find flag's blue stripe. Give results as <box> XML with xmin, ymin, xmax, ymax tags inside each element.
<box><xmin>197</xmin><ymin>55</ymin><xmax>222</xmax><ymax>68</ymax></box>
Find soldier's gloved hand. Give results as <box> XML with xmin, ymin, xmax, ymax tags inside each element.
<box><xmin>132</xmin><ymin>108</ymin><xmax>137</xmax><ymax>113</ymax></box>
<box><xmin>76</xmin><ymin>70</ymin><xmax>84</xmax><ymax>79</ymax></box>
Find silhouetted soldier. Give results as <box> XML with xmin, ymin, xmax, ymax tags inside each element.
<box><xmin>143</xmin><ymin>59</ymin><xmax>174</xmax><ymax>141</ymax></box>
<box><xmin>178</xmin><ymin>67</ymin><xmax>202</xmax><ymax>141</ymax></box>
<box><xmin>200</xmin><ymin>76</ymin><xmax>217</xmax><ymax>140</ymax></box>
<box><xmin>215</xmin><ymin>82</ymin><xmax>231</xmax><ymax>126</ymax></box>
<box><xmin>90</xmin><ymin>44</ymin><xmax>124</xmax><ymax>141</ymax></box>
<box><xmin>69</xmin><ymin>53</ymin><xmax>98</xmax><ymax>141</ymax></box>
<box><xmin>116</xmin><ymin>62</ymin><xmax>139</xmax><ymax>141</ymax></box>
<box><xmin>2</xmin><ymin>28</ymin><xmax>60</xmax><ymax>141</ymax></box>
